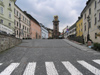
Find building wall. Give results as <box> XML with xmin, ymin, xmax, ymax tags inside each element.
<box><xmin>82</xmin><ymin>0</ymin><xmax>100</xmax><ymax>43</ymax></box>
<box><xmin>41</xmin><ymin>27</ymin><xmax>48</xmax><ymax>39</ymax></box>
<box><xmin>0</xmin><ymin>33</ymin><xmax>22</xmax><ymax>52</ymax></box>
<box><xmin>0</xmin><ymin>0</ymin><xmax>16</xmax><ymax>34</ymax></box>
<box><xmin>48</xmin><ymin>29</ymin><xmax>53</xmax><ymax>38</ymax></box>
<box><xmin>14</xmin><ymin>4</ymin><xmax>30</xmax><ymax>39</ymax></box>
<box><xmin>63</xmin><ymin>27</ymin><xmax>67</xmax><ymax>38</ymax></box>
<box><xmin>30</xmin><ymin>20</ymin><xmax>41</xmax><ymax>39</ymax></box>
<box><xmin>76</xmin><ymin>18</ymin><xmax>83</xmax><ymax>37</ymax></box>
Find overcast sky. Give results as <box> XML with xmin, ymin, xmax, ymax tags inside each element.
<box><xmin>16</xmin><ymin>0</ymin><xmax>88</xmax><ymax>32</ymax></box>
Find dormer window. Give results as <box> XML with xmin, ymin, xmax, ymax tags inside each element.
<box><xmin>9</xmin><ymin>1</ymin><xmax>11</xmax><ymax>7</ymax></box>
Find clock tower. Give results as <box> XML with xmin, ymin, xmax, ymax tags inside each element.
<box><xmin>53</xmin><ymin>15</ymin><xmax>60</xmax><ymax>39</ymax></box>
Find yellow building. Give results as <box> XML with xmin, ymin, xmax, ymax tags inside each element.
<box><xmin>76</xmin><ymin>17</ymin><xmax>83</xmax><ymax>37</ymax></box>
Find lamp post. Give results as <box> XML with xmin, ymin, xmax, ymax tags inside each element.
<box><xmin>87</xmin><ymin>15</ymin><xmax>90</xmax><ymax>42</ymax></box>
<box><xmin>19</xmin><ymin>17</ymin><xmax>21</xmax><ymax>39</ymax></box>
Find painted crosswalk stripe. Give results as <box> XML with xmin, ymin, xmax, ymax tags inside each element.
<box><xmin>93</xmin><ymin>60</ymin><xmax>100</xmax><ymax>65</ymax></box>
<box><xmin>62</xmin><ymin>61</ymin><xmax>83</xmax><ymax>75</ymax></box>
<box><xmin>78</xmin><ymin>60</ymin><xmax>100</xmax><ymax>75</ymax></box>
<box><xmin>0</xmin><ymin>63</ymin><xmax>2</xmax><ymax>66</ymax></box>
<box><xmin>45</xmin><ymin>62</ymin><xmax>58</xmax><ymax>75</ymax></box>
<box><xmin>23</xmin><ymin>62</ymin><xmax>36</xmax><ymax>75</ymax></box>
<box><xmin>0</xmin><ymin>63</ymin><xmax>20</xmax><ymax>75</ymax></box>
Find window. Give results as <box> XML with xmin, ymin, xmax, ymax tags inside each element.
<box><xmin>19</xmin><ymin>23</ymin><xmax>21</xmax><ymax>28</ymax></box>
<box><xmin>9</xmin><ymin>23</ymin><xmax>11</xmax><ymax>26</ymax></box>
<box><xmin>9</xmin><ymin>12</ymin><xmax>11</xmax><ymax>18</ymax></box>
<box><xmin>0</xmin><ymin>7</ymin><xmax>3</xmax><ymax>14</ymax></box>
<box><xmin>17</xmin><ymin>30</ymin><xmax>18</xmax><ymax>35</ymax></box>
<box><xmin>85</xmin><ymin>25</ymin><xmax>86</xmax><ymax>31</ymax></box>
<box><xmin>9</xmin><ymin>1</ymin><xmax>11</xmax><ymax>7</ymax></box>
<box><xmin>23</xmin><ymin>25</ymin><xmax>24</xmax><ymax>29</ymax></box>
<box><xmin>14</xmin><ymin>8</ymin><xmax>16</xmax><ymax>14</ymax></box>
<box><xmin>95</xmin><ymin>1</ymin><xmax>96</xmax><ymax>9</ymax></box>
<box><xmin>0</xmin><ymin>19</ymin><xmax>3</xmax><ymax>24</ymax></box>
<box><xmin>23</xmin><ymin>16</ymin><xmax>24</xmax><ymax>21</ymax></box>
<box><xmin>85</xmin><ymin>14</ymin><xmax>86</xmax><ymax>19</ymax></box>
<box><xmin>95</xmin><ymin>33</ymin><xmax>97</xmax><ymax>39</ymax></box>
<box><xmin>95</xmin><ymin>17</ymin><xmax>97</xmax><ymax>25</ymax></box>
<box><xmin>17</xmin><ymin>11</ymin><xmax>18</xmax><ymax>16</ymax></box>
<box><xmin>89</xmin><ymin>8</ymin><xmax>91</xmax><ymax>15</ymax></box>
<box><xmin>17</xmin><ymin>22</ymin><xmax>18</xmax><ymax>27</ymax></box>
<box><xmin>19</xmin><ymin>13</ymin><xmax>21</xmax><ymax>19</ymax></box>
<box><xmin>14</xmin><ymin>20</ymin><xmax>16</xmax><ymax>25</ymax></box>
<box><xmin>99</xmin><ymin>13</ymin><xmax>100</xmax><ymax>21</ymax></box>
<box><xmin>25</xmin><ymin>26</ymin><xmax>26</xmax><ymax>30</ymax></box>
<box><xmin>89</xmin><ymin>22</ymin><xmax>91</xmax><ymax>28</ymax></box>
<box><xmin>25</xmin><ymin>18</ymin><xmax>26</xmax><ymax>22</ymax></box>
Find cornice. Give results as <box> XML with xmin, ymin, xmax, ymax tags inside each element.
<box><xmin>10</xmin><ymin>0</ymin><xmax>17</xmax><ymax>2</ymax></box>
<box><xmin>81</xmin><ymin>0</ymin><xmax>94</xmax><ymax>15</ymax></box>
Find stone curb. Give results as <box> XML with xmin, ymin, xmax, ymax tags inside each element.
<box><xmin>63</xmin><ymin>39</ymin><xmax>93</xmax><ymax>51</ymax></box>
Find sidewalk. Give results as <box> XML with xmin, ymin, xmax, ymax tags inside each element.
<box><xmin>63</xmin><ymin>39</ymin><xmax>94</xmax><ymax>51</ymax></box>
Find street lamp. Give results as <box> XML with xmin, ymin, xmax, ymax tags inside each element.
<box><xmin>87</xmin><ymin>15</ymin><xmax>90</xmax><ymax>42</ymax></box>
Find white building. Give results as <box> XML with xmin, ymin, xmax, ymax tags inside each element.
<box><xmin>40</xmin><ymin>23</ymin><xmax>48</xmax><ymax>39</ymax></box>
<box><xmin>14</xmin><ymin>4</ymin><xmax>30</xmax><ymax>39</ymax></box>
<box><xmin>82</xmin><ymin>0</ymin><xmax>100</xmax><ymax>43</ymax></box>
<box><xmin>63</xmin><ymin>26</ymin><xmax>68</xmax><ymax>39</ymax></box>
<box><xmin>67</xmin><ymin>24</ymin><xmax>76</xmax><ymax>37</ymax></box>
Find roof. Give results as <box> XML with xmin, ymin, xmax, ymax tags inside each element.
<box><xmin>81</xmin><ymin>0</ymin><xmax>93</xmax><ymax>15</ymax></box>
<box><xmin>46</xmin><ymin>28</ymin><xmax>53</xmax><ymax>31</ymax></box>
<box><xmin>68</xmin><ymin>23</ymin><xmax>76</xmax><ymax>30</ymax></box>
<box><xmin>39</xmin><ymin>23</ymin><xmax>48</xmax><ymax>30</ymax></box>
<box><xmin>24</xmin><ymin>11</ymin><xmax>40</xmax><ymax>27</ymax></box>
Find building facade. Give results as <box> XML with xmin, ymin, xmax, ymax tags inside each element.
<box><xmin>14</xmin><ymin>4</ymin><xmax>30</xmax><ymax>39</ymax></box>
<box><xmin>53</xmin><ymin>15</ymin><xmax>60</xmax><ymax>39</ymax></box>
<box><xmin>40</xmin><ymin>23</ymin><xmax>48</xmax><ymax>39</ymax></box>
<box><xmin>63</xmin><ymin>26</ymin><xmax>68</xmax><ymax>39</ymax></box>
<box><xmin>24</xmin><ymin>12</ymin><xmax>41</xmax><ymax>39</ymax></box>
<box><xmin>67</xmin><ymin>23</ymin><xmax>76</xmax><ymax>38</ymax></box>
<box><xmin>76</xmin><ymin>17</ymin><xmax>83</xmax><ymax>37</ymax></box>
<box><xmin>47</xmin><ymin>28</ymin><xmax>53</xmax><ymax>39</ymax></box>
<box><xmin>82</xmin><ymin>0</ymin><xmax>100</xmax><ymax>43</ymax></box>
<box><xmin>0</xmin><ymin>0</ymin><xmax>16</xmax><ymax>34</ymax></box>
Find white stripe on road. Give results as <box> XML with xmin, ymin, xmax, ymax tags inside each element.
<box><xmin>45</xmin><ymin>62</ymin><xmax>58</xmax><ymax>75</ymax></box>
<box><xmin>62</xmin><ymin>61</ymin><xmax>83</xmax><ymax>75</ymax></box>
<box><xmin>78</xmin><ymin>60</ymin><xmax>100</xmax><ymax>75</ymax></box>
<box><xmin>0</xmin><ymin>63</ymin><xmax>2</xmax><ymax>66</ymax></box>
<box><xmin>23</xmin><ymin>62</ymin><xmax>36</xmax><ymax>75</ymax></box>
<box><xmin>0</xmin><ymin>63</ymin><xmax>20</xmax><ymax>75</ymax></box>
<box><xmin>93</xmin><ymin>60</ymin><xmax>100</xmax><ymax>65</ymax></box>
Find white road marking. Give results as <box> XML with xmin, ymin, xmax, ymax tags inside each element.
<box><xmin>23</xmin><ymin>62</ymin><xmax>36</xmax><ymax>75</ymax></box>
<box><xmin>62</xmin><ymin>61</ymin><xmax>83</xmax><ymax>75</ymax></box>
<box><xmin>0</xmin><ymin>63</ymin><xmax>20</xmax><ymax>75</ymax></box>
<box><xmin>78</xmin><ymin>60</ymin><xmax>100</xmax><ymax>75</ymax></box>
<box><xmin>0</xmin><ymin>63</ymin><xmax>2</xmax><ymax>66</ymax></box>
<box><xmin>93</xmin><ymin>60</ymin><xmax>100</xmax><ymax>65</ymax></box>
<box><xmin>45</xmin><ymin>62</ymin><xmax>58</xmax><ymax>75</ymax></box>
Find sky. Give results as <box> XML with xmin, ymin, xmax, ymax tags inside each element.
<box><xmin>16</xmin><ymin>0</ymin><xmax>88</xmax><ymax>32</ymax></box>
